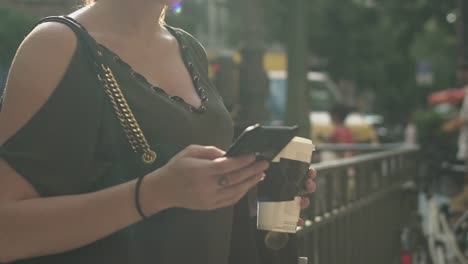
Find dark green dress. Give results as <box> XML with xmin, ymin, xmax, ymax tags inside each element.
<box><xmin>0</xmin><ymin>18</ymin><xmax>235</xmax><ymax>264</ymax></box>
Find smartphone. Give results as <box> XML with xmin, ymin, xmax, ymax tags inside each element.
<box><xmin>224</xmin><ymin>124</ymin><xmax>299</xmax><ymax>161</ymax></box>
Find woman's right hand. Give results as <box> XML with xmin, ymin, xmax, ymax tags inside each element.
<box><xmin>142</xmin><ymin>145</ymin><xmax>269</xmax><ymax>213</ymax></box>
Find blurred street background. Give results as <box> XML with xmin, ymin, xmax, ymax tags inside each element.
<box><xmin>2</xmin><ymin>1</ymin><xmax>468</xmax><ymax>263</ymax></box>
<box><xmin>0</xmin><ymin>0</ymin><xmax>460</xmax><ymax>146</ymax></box>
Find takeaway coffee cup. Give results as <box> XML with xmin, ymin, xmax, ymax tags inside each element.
<box><xmin>257</xmin><ymin>137</ymin><xmax>315</xmax><ymax>233</ymax></box>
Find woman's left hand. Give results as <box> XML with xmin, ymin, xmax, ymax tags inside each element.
<box><xmin>298</xmin><ymin>167</ymin><xmax>317</xmax><ymax>226</ymax></box>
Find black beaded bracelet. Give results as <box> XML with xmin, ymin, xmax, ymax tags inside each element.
<box><xmin>135</xmin><ymin>175</ymin><xmax>149</xmax><ymax>220</ymax></box>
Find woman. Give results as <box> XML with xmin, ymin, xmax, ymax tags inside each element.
<box><xmin>0</xmin><ymin>0</ymin><xmax>317</xmax><ymax>263</ymax></box>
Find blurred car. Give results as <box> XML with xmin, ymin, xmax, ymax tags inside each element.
<box><xmin>267</xmin><ymin>70</ymin><xmax>378</xmax><ymax>143</ymax></box>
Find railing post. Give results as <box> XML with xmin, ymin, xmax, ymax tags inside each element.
<box><xmin>298</xmin><ymin>146</ymin><xmax>419</xmax><ymax>262</ymax></box>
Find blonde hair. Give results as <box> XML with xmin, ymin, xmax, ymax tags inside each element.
<box><xmin>83</xmin><ymin>0</ymin><xmax>168</xmax><ymax>24</ymax></box>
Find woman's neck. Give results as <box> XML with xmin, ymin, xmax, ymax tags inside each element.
<box><xmin>84</xmin><ymin>0</ymin><xmax>167</xmax><ymax>38</ymax></box>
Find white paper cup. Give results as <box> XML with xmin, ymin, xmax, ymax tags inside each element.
<box><xmin>257</xmin><ymin>137</ymin><xmax>314</xmax><ymax>233</ymax></box>
<box><xmin>257</xmin><ymin>197</ymin><xmax>301</xmax><ymax>233</ymax></box>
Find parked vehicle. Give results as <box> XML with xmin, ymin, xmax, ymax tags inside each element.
<box><xmin>267</xmin><ymin>70</ymin><xmax>378</xmax><ymax>143</ymax></box>
<box><xmin>205</xmin><ymin>49</ymin><xmax>379</xmax><ymax>144</ymax></box>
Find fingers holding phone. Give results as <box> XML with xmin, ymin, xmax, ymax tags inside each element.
<box><xmin>147</xmin><ymin>145</ymin><xmax>269</xmax><ymax>211</ymax></box>
<box><xmin>139</xmin><ymin>124</ymin><xmax>302</xmax><ymax>214</ymax></box>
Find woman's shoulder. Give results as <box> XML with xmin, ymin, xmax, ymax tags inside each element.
<box><xmin>17</xmin><ymin>20</ymin><xmax>79</xmax><ymax>64</ymax></box>
<box><xmin>7</xmin><ymin>20</ymin><xmax>80</xmax><ymax>94</ymax></box>
<box><xmin>0</xmin><ymin>20</ymin><xmax>81</xmax><ymax>144</ymax></box>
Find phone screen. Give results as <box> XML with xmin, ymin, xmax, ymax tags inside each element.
<box><xmin>224</xmin><ymin>124</ymin><xmax>299</xmax><ymax>160</ymax></box>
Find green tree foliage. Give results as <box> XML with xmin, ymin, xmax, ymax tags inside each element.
<box><xmin>0</xmin><ymin>8</ymin><xmax>35</xmax><ymax>67</ymax></box>
<box><xmin>413</xmin><ymin>107</ymin><xmax>458</xmax><ymax>161</ymax></box>
<box><xmin>165</xmin><ymin>2</ymin><xmax>208</xmax><ymax>34</ymax></box>
<box><xmin>264</xmin><ymin>0</ymin><xmax>457</xmax><ymax>124</ymax></box>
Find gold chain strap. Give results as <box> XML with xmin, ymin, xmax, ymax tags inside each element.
<box><xmin>97</xmin><ymin>64</ymin><xmax>157</xmax><ymax>164</ymax></box>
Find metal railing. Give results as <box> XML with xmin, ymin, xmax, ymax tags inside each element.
<box><xmin>315</xmin><ymin>143</ymin><xmax>412</xmax><ymax>152</ymax></box>
<box><xmin>297</xmin><ymin>144</ymin><xmax>419</xmax><ymax>264</ymax></box>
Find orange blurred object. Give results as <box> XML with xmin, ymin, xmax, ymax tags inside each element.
<box><xmin>428</xmin><ymin>88</ymin><xmax>465</xmax><ymax>105</ymax></box>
